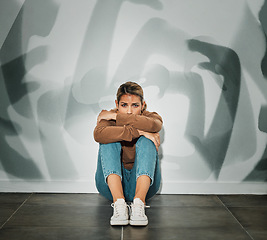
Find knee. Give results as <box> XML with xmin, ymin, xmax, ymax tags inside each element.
<box><xmin>136</xmin><ymin>136</ymin><xmax>155</xmax><ymax>149</ymax></box>
<box><xmin>100</xmin><ymin>142</ymin><xmax>121</xmax><ymax>152</ymax></box>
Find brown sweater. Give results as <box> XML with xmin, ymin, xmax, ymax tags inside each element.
<box><xmin>94</xmin><ymin>109</ymin><xmax>163</xmax><ymax>169</ymax></box>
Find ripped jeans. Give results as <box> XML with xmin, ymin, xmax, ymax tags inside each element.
<box><xmin>95</xmin><ymin>136</ymin><xmax>161</xmax><ymax>202</ymax></box>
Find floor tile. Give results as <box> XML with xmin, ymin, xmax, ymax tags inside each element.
<box><xmin>148</xmin><ymin>194</ymin><xmax>223</xmax><ymax>207</ymax></box>
<box><xmin>24</xmin><ymin>193</ymin><xmax>110</xmax><ymax>207</ymax></box>
<box><xmin>123</xmin><ymin>226</ymin><xmax>251</xmax><ymax>240</ymax></box>
<box><xmin>0</xmin><ymin>227</ymin><xmax>121</xmax><ymax>240</ymax></box>
<box><xmin>1</xmin><ymin>193</ymin><xmax>266</xmax><ymax>240</ymax></box>
<box><xmin>0</xmin><ymin>193</ymin><xmax>31</xmax><ymax>227</ymax></box>
<box><xmin>0</xmin><ymin>204</ymin><xmax>20</xmax><ymax>227</ymax></box>
<box><xmin>146</xmin><ymin>206</ymin><xmax>243</xmax><ymax>228</ymax></box>
<box><xmin>228</xmin><ymin>207</ymin><xmax>267</xmax><ymax>240</ymax></box>
<box><xmin>0</xmin><ymin>193</ymin><xmax>31</xmax><ymax>204</ymax></box>
<box><xmin>218</xmin><ymin>195</ymin><xmax>267</xmax><ymax>207</ymax></box>
<box><xmin>4</xmin><ymin>205</ymin><xmax>113</xmax><ymax>228</ymax></box>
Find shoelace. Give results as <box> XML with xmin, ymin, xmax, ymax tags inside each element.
<box><xmin>111</xmin><ymin>202</ymin><xmax>129</xmax><ymax>217</ymax></box>
<box><xmin>130</xmin><ymin>203</ymin><xmax>150</xmax><ymax>217</ymax></box>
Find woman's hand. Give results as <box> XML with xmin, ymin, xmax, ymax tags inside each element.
<box><xmin>97</xmin><ymin>110</ymin><xmax>117</xmax><ymax>122</ymax></box>
<box><xmin>138</xmin><ymin>130</ymin><xmax>160</xmax><ymax>151</ymax></box>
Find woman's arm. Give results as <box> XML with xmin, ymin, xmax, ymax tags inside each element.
<box><xmin>116</xmin><ymin>111</ymin><xmax>163</xmax><ymax>133</ymax></box>
<box><xmin>97</xmin><ymin>110</ymin><xmax>117</xmax><ymax>123</ymax></box>
<box><xmin>94</xmin><ymin>109</ymin><xmax>163</xmax><ymax>145</ymax></box>
<box><xmin>94</xmin><ymin>118</ymin><xmax>139</xmax><ymax>144</ymax></box>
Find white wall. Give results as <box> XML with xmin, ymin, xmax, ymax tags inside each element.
<box><xmin>0</xmin><ymin>0</ymin><xmax>267</xmax><ymax>193</ymax></box>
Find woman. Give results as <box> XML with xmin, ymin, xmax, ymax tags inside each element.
<box><xmin>94</xmin><ymin>81</ymin><xmax>162</xmax><ymax>226</ymax></box>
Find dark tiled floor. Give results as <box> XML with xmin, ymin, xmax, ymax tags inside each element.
<box><xmin>0</xmin><ymin>194</ymin><xmax>266</xmax><ymax>240</ymax></box>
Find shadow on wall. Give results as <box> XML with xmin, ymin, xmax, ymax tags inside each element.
<box><xmin>243</xmin><ymin>1</ymin><xmax>267</xmax><ymax>182</ymax></box>
<box><xmin>0</xmin><ymin>0</ymin><xmax>164</xmax><ymax>181</ymax></box>
<box><xmin>186</xmin><ymin>40</ymin><xmax>241</xmax><ymax>179</ymax></box>
<box><xmin>245</xmin><ymin>105</ymin><xmax>267</xmax><ymax>181</ymax></box>
<box><xmin>141</xmin><ymin>38</ymin><xmax>242</xmax><ymax>180</ymax></box>
<box><xmin>0</xmin><ymin>0</ymin><xmax>266</xmax><ymax>183</ymax></box>
<box><xmin>0</xmin><ymin>0</ymin><xmax>47</xmax><ymax>179</ymax></box>
<box><xmin>0</xmin><ymin>0</ymin><xmax>79</xmax><ymax>180</ymax></box>
<box><xmin>108</xmin><ymin>13</ymin><xmax>242</xmax><ymax>179</ymax></box>
<box><xmin>58</xmin><ymin>0</ymin><xmax>262</xmax><ymax>181</ymax></box>
<box><xmin>259</xmin><ymin>0</ymin><xmax>267</xmax><ymax>79</ymax></box>
<box><xmin>64</xmin><ymin>0</ymin><xmax>263</xmax><ymax>184</ymax></box>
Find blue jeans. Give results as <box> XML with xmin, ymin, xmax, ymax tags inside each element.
<box><xmin>95</xmin><ymin>136</ymin><xmax>161</xmax><ymax>202</ymax></box>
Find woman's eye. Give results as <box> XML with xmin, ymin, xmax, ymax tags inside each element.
<box><xmin>133</xmin><ymin>104</ymin><xmax>139</xmax><ymax>107</ymax></box>
<box><xmin>121</xmin><ymin>104</ymin><xmax>127</xmax><ymax>107</ymax></box>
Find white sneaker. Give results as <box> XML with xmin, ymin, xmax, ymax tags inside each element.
<box><xmin>130</xmin><ymin>198</ymin><xmax>148</xmax><ymax>226</ymax></box>
<box><xmin>110</xmin><ymin>198</ymin><xmax>129</xmax><ymax>226</ymax></box>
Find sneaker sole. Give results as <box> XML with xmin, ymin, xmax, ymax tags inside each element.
<box><xmin>110</xmin><ymin>220</ymin><xmax>129</xmax><ymax>226</ymax></box>
<box><xmin>130</xmin><ymin>220</ymin><xmax>148</xmax><ymax>226</ymax></box>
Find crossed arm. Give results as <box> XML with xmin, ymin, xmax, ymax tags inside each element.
<box><xmin>94</xmin><ymin>110</ymin><xmax>162</xmax><ymax>150</ymax></box>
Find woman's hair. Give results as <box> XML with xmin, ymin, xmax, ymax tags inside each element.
<box><xmin>116</xmin><ymin>81</ymin><xmax>147</xmax><ymax>111</ymax></box>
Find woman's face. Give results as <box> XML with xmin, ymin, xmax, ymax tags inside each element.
<box><xmin>116</xmin><ymin>94</ymin><xmax>145</xmax><ymax>115</ymax></box>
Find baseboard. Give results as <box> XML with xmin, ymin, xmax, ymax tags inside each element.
<box><xmin>0</xmin><ymin>180</ymin><xmax>98</xmax><ymax>193</ymax></box>
<box><xmin>160</xmin><ymin>181</ymin><xmax>267</xmax><ymax>194</ymax></box>
<box><xmin>0</xmin><ymin>180</ymin><xmax>266</xmax><ymax>194</ymax></box>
